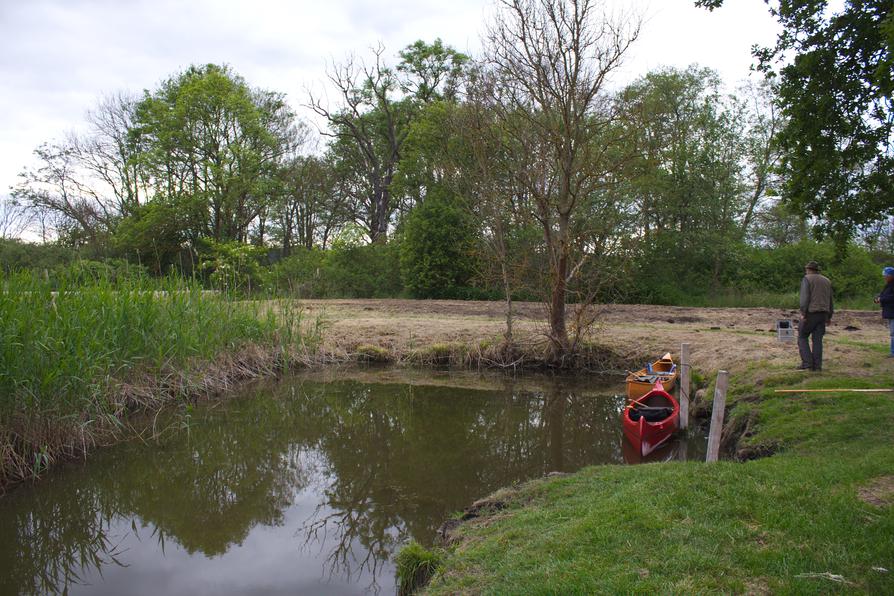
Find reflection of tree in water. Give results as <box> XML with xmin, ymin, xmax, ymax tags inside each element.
<box><xmin>1</xmin><ymin>394</ymin><xmax>313</xmax><ymax>593</ymax></box>
<box><xmin>0</xmin><ymin>377</ymin><xmax>625</xmax><ymax>594</ymax></box>
<box><xmin>289</xmin><ymin>379</ymin><xmax>625</xmax><ymax>583</ymax></box>
<box><xmin>0</xmin><ymin>476</ymin><xmax>126</xmax><ymax>595</ymax></box>
<box><xmin>112</xmin><ymin>394</ymin><xmax>313</xmax><ymax>556</ymax></box>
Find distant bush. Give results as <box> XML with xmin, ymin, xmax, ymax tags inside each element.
<box><xmin>55</xmin><ymin>259</ymin><xmax>149</xmax><ymax>287</ymax></box>
<box><xmin>197</xmin><ymin>239</ymin><xmax>267</xmax><ymax>294</ymax></box>
<box><xmin>627</xmin><ymin>239</ymin><xmax>889</xmax><ymax>306</ymax></box>
<box><xmin>736</xmin><ymin>240</ymin><xmax>882</xmax><ymax>299</ymax></box>
<box><xmin>0</xmin><ymin>238</ymin><xmax>77</xmax><ymax>273</ymax></box>
<box><xmin>266</xmin><ymin>242</ymin><xmax>404</xmax><ymax>298</ymax></box>
<box><xmin>400</xmin><ymin>190</ymin><xmax>478</xmax><ymax>299</ymax></box>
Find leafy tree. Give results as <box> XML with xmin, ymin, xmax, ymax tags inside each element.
<box><xmin>308</xmin><ymin>41</ymin><xmax>468</xmax><ymax>243</ymax></box>
<box><xmin>113</xmin><ymin>197</ymin><xmax>203</xmax><ymax>274</ymax></box>
<box><xmin>268</xmin><ymin>154</ymin><xmax>343</xmax><ymax>255</ymax></box>
<box><xmin>132</xmin><ymin>64</ymin><xmax>296</xmax><ymax>243</ymax></box>
<box><xmin>697</xmin><ymin>0</ymin><xmax>894</xmax><ymax>241</ymax></box>
<box><xmin>399</xmin><ymin>188</ymin><xmax>477</xmax><ymax>299</ymax></box>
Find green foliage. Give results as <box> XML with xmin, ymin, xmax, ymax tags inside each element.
<box><xmin>54</xmin><ymin>259</ymin><xmax>148</xmax><ymax>287</ymax></box>
<box><xmin>197</xmin><ymin>239</ymin><xmax>268</xmax><ymax>294</ymax></box>
<box><xmin>0</xmin><ymin>238</ymin><xmax>77</xmax><ymax>273</ymax></box>
<box><xmin>395</xmin><ymin>541</ymin><xmax>442</xmax><ymax>595</ymax></box>
<box><xmin>132</xmin><ymin>63</ymin><xmax>294</xmax><ymax>243</ymax></box>
<box><xmin>113</xmin><ymin>197</ymin><xmax>201</xmax><ymax>274</ymax></box>
<box><xmin>400</xmin><ymin>190</ymin><xmax>478</xmax><ymax>299</ymax></box>
<box><xmin>266</xmin><ymin>242</ymin><xmax>403</xmax><ymax>298</ymax></box>
<box><xmin>0</xmin><ymin>272</ymin><xmax>293</xmax><ymax>483</ymax></box>
<box><xmin>631</xmin><ymin>239</ymin><xmax>888</xmax><ymax>306</ymax></box>
<box><xmin>736</xmin><ymin>240</ymin><xmax>882</xmax><ymax>298</ymax></box>
<box><xmin>698</xmin><ymin>0</ymin><xmax>894</xmax><ymax>240</ymax></box>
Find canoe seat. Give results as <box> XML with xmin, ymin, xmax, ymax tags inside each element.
<box><xmin>629</xmin><ymin>407</ymin><xmax>674</xmax><ymax>422</ymax></box>
<box><xmin>646</xmin><ymin>363</ymin><xmax>676</xmax><ymax>374</ymax></box>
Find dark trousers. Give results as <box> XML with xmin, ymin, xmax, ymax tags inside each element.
<box><xmin>798</xmin><ymin>312</ymin><xmax>827</xmax><ymax>370</ymax></box>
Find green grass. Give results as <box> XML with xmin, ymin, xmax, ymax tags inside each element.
<box><xmin>0</xmin><ymin>271</ymin><xmax>309</xmax><ymax>486</ymax></box>
<box><xmin>423</xmin><ymin>352</ymin><xmax>894</xmax><ymax>594</ymax></box>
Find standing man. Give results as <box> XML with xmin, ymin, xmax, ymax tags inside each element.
<box><xmin>797</xmin><ymin>260</ymin><xmax>833</xmax><ymax>371</ymax></box>
<box><xmin>874</xmin><ymin>266</ymin><xmax>894</xmax><ymax>357</ymax></box>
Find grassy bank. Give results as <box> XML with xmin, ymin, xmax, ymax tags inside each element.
<box><xmin>412</xmin><ymin>349</ymin><xmax>894</xmax><ymax>593</ymax></box>
<box><xmin>0</xmin><ymin>273</ymin><xmax>314</xmax><ymax>489</ymax></box>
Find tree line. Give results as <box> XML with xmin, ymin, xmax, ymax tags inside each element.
<box><xmin>5</xmin><ymin>0</ymin><xmax>893</xmax><ymax>360</ymax></box>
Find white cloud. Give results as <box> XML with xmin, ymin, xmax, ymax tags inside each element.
<box><xmin>0</xmin><ymin>0</ymin><xmax>780</xmax><ymax>194</ymax></box>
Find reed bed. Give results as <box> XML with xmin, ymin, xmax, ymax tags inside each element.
<box><xmin>0</xmin><ymin>273</ymin><xmax>311</xmax><ymax>488</ymax></box>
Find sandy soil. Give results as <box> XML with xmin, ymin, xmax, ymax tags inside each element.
<box><xmin>299</xmin><ymin>299</ymin><xmax>893</xmax><ymax>376</ymax></box>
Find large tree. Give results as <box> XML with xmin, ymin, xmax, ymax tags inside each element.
<box><xmin>485</xmin><ymin>0</ymin><xmax>640</xmax><ymax>360</ymax></box>
<box><xmin>307</xmin><ymin>41</ymin><xmax>468</xmax><ymax>243</ymax></box>
<box><xmin>698</xmin><ymin>0</ymin><xmax>894</xmax><ymax>241</ymax></box>
<box><xmin>132</xmin><ymin>64</ymin><xmax>297</xmax><ymax>243</ymax></box>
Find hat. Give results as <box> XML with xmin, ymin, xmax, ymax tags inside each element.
<box><xmin>884</xmin><ymin>266</ymin><xmax>894</xmax><ymax>276</ymax></box>
<box><xmin>805</xmin><ymin>261</ymin><xmax>821</xmax><ymax>271</ymax></box>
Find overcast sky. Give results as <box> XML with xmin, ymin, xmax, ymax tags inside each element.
<box><xmin>0</xmin><ymin>0</ymin><xmax>781</xmax><ymax>196</ymax></box>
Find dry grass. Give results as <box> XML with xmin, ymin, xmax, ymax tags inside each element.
<box><xmin>295</xmin><ymin>299</ymin><xmax>892</xmax><ymax>377</ymax></box>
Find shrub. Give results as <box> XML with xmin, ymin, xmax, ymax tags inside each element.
<box><xmin>400</xmin><ymin>190</ymin><xmax>478</xmax><ymax>299</ymax></box>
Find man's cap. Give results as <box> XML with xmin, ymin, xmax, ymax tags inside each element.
<box><xmin>805</xmin><ymin>261</ymin><xmax>821</xmax><ymax>271</ymax></box>
<box><xmin>884</xmin><ymin>266</ymin><xmax>894</xmax><ymax>276</ymax></box>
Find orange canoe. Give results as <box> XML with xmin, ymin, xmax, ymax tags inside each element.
<box><xmin>625</xmin><ymin>352</ymin><xmax>677</xmax><ymax>401</ymax></box>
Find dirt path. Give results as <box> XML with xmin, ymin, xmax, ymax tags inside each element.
<box><xmin>299</xmin><ymin>299</ymin><xmax>892</xmax><ymax>375</ymax></box>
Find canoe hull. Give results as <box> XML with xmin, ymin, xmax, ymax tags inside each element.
<box><xmin>626</xmin><ymin>376</ymin><xmax>676</xmax><ymax>401</ymax></box>
<box><xmin>622</xmin><ymin>384</ymin><xmax>680</xmax><ymax>457</ymax></box>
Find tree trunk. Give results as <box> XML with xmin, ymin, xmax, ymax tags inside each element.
<box><xmin>548</xmin><ymin>216</ymin><xmax>570</xmax><ymax>360</ymax></box>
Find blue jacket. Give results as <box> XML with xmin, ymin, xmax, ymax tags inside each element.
<box><xmin>879</xmin><ymin>281</ymin><xmax>894</xmax><ymax>319</ymax></box>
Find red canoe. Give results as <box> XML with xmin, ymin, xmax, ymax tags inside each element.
<box><xmin>622</xmin><ymin>381</ymin><xmax>680</xmax><ymax>457</ymax></box>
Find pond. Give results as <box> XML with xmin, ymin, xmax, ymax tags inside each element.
<box><xmin>0</xmin><ymin>369</ymin><xmax>705</xmax><ymax>595</ymax></box>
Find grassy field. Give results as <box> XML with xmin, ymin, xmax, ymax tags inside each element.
<box><xmin>408</xmin><ymin>347</ymin><xmax>894</xmax><ymax>593</ymax></box>
<box><xmin>0</xmin><ymin>273</ymin><xmax>313</xmax><ymax>488</ymax></box>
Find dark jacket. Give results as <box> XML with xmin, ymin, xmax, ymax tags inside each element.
<box><xmin>879</xmin><ymin>281</ymin><xmax>894</xmax><ymax>319</ymax></box>
<box><xmin>800</xmin><ymin>273</ymin><xmax>834</xmax><ymax>318</ymax></box>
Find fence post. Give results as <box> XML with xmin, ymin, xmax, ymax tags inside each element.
<box><xmin>705</xmin><ymin>370</ymin><xmax>729</xmax><ymax>463</ymax></box>
<box><xmin>679</xmin><ymin>343</ymin><xmax>690</xmax><ymax>430</ymax></box>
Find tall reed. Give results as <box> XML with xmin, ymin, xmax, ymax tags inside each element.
<box><xmin>0</xmin><ymin>272</ymin><xmax>307</xmax><ymax>486</ymax></box>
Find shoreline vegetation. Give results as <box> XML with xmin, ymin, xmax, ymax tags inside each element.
<box><xmin>3</xmin><ymin>286</ymin><xmax>891</xmax><ymax>491</ymax></box>
<box><xmin>0</xmin><ymin>274</ymin><xmax>320</xmax><ymax>490</ymax></box>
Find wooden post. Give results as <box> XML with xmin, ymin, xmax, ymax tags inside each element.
<box><xmin>679</xmin><ymin>343</ymin><xmax>690</xmax><ymax>430</ymax></box>
<box><xmin>705</xmin><ymin>370</ymin><xmax>729</xmax><ymax>463</ymax></box>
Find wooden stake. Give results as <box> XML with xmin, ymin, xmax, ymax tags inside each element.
<box><xmin>774</xmin><ymin>388</ymin><xmax>893</xmax><ymax>394</ymax></box>
<box><xmin>679</xmin><ymin>343</ymin><xmax>690</xmax><ymax>430</ymax></box>
<box><xmin>706</xmin><ymin>370</ymin><xmax>729</xmax><ymax>463</ymax></box>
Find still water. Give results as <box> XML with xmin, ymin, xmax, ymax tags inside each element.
<box><xmin>0</xmin><ymin>370</ymin><xmax>704</xmax><ymax>595</ymax></box>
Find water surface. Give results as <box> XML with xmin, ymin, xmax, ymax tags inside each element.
<box><xmin>0</xmin><ymin>371</ymin><xmax>703</xmax><ymax>594</ymax></box>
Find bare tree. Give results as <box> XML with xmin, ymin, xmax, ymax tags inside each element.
<box><xmin>12</xmin><ymin>143</ymin><xmax>110</xmax><ymax>249</ymax></box>
<box><xmin>70</xmin><ymin>93</ymin><xmax>146</xmax><ymax>218</ymax></box>
<box><xmin>0</xmin><ymin>195</ymin><xmax>33</xmax><ymax>240</ymax></box>
<box><xmin>485</xmin><ymin>0</ymin><xmax>640</xmax><ymax>360</ymax></box>
<box><xmin>448</xmin><ymin>70</ymin><xmax>525</xmax><ymax>349</ymax></box>
<box><xmin>306</xmin><ymin>46</ymin><xmax>410</xmax><ymax>244</ymax></box>
<box><xmin>739</xmin><ymin>78</ymin><xmax>783</xmax><ymax>236</ymax></box>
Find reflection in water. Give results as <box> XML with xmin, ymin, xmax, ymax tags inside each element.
<box><xmin>0</xmin><ymin>375</ymin><xmax>703</xmax><ymax>594</ymax></box>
